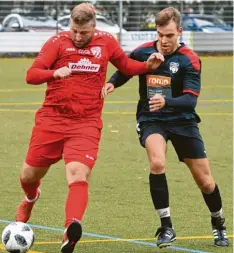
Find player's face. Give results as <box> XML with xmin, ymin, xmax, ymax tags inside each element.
<box><xmin>70</xmin><ymin>19</ymin><xmax>95</xmax><ymax>48</ymax></box>
<box><xmin>157</xmin><ymin>20</ymin><xmax>182</xmax><ymax>55</ymax></box>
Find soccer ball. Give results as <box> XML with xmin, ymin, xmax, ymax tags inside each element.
<box><xmin>2</xmin><ymin>222</ymin><xmax>34</xmax><ymax>253</ymax></box>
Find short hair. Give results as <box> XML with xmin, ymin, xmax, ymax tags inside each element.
<box><xmin>71</xmin><ymin>3</ymin><xmax>96</xmax><ymax>26</ymax></box>
<box><xmin>155</xmin><ymin>7</ymin><xmax>181</xmax><ymax>28</ymax></box>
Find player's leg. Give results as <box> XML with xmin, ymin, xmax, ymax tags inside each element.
<box><xmin>61</xmin><ymin>119</ymin><xmax>101</xmax><ymax>253</ymax></box>
<box><xmin>16</xmin><ymin>126</ymin><xmax>64</xmax><ymax>223</ymax></box>
<box><xmin>137</xmin><ymin>121</ymin><xmax>176</xmax><ymax>248</ymax></box>
<box><xmin>60</xmin><ymin>161</ymin><xmax>90</xmax><ymax>253</ymax></box>
<box><xmin>185</xmin><ymin>158</ymin><xmax>228</xmax><ymax>246</ymax></box>
<box><xmin>65</xmin><ymin>162</ymin><xmax>90</xmax><ymax>227</ymax></box>
<box><xmin>170</xmin><ymin>131</ymin><xmax>228</xmax><ymax>247</ymax></box>
<box><xmin>16</xmin><ymin>162</ymin><xmax>49</xmax><ymax>223</ymax></box>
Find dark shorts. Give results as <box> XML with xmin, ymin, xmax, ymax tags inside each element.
<box><xmin>136</xmin><ymin>120</ymin><xmax>207</xmax><ymax>162</ymax></box>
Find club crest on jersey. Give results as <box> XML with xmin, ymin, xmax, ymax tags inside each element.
<box><xmin>170</xmin><ymin>62</ymin><xmax>179</xmax><ymax>73</ymax></box>
<box><xmin>91</xmin><ymin>47</ymin><xmax>101</xmax><ymax>58</ymax></box>
<box><xmin>68</xmin><ymin>58</ymin><xmax>100</xmax><ymax>72</ymax></box>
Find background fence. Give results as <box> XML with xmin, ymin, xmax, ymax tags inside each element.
<box><xmin>0</xmin><ymin>0</ymin><xmax>233</xmax><ymax>54</ymax></box>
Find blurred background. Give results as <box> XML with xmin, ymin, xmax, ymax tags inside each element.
<box><xmin>0</xmin><ymin>0</ymin><xmax>233</xmax><ymax>55</ymax></box>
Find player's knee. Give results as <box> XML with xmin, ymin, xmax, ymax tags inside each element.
<box><xmin>149</xmin><ymin>157</ymin><xmax>165</xmax><ymax>174</ymax></box>
<box><xmin>199</xmin><ymin>180</ymin><xmax>215</xmax><ymax>194</ymax></box>
<box><xmin>20</xmin><ymin>163</ymin><xmax>49</xmax><ymax>183</ymax></box>
<box><xmin>20</xmin><ymin>169</ymin><xmax>38</xmax><ymax>184</ymax></box>
<box><xmin>67</xmin><ymin>163</ymin><xmax>90</xmax><ymax>183</ymax></box>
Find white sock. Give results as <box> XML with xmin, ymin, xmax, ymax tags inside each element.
<box><xmin>25</xmin><ymin>189</ymin><xmax>40</xmax><ymax>203</ymax></box>
<box><xmin>156</xmin><ymin>207</ymin><xmax>170</xmax><ymax>218</ymax></box>
<box><xmin>211</xmin><ymin>208</ymin><xmax>222</xmax><ymax>218</ymax></box>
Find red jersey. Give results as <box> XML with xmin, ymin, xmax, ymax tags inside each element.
<box><xmin>26</xmin><ymin>30</ymin><xmax>149</xmax><ymax>118</ymax></box>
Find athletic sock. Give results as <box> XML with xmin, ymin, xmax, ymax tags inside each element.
<box><xmin>65</xmin><ymin>181</ymin><xmax>88</xmax><ymax>228</ymax></box>
<box><xmin>202</xmin><ymin>184</ymin><xmax>222</xmax><ymax>226</ymax></box>
<box><xmin>149</xmin><ymin>173</ymin><xmax>172</xmax><ymax>228</ymax></box>
<box><xmin>20</xmin><ymin>178</ymin><xmax>40</xmax><ymax>201</ymax></box>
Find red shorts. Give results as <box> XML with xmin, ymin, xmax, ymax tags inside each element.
<box><xmin>26</xmin><ymin>113</ymin><xmax>103</xmax><ymax>169</ymax></box>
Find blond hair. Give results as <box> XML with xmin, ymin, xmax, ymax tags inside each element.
<box><xmin>71</xmin><ymin>3</ymin><xmax>96</xmax><ymax>26</ymax></box>
<box><xmin>155</xmin><ymin>7</ymin><xmax>181</xmax><ymax>28</ymax></box>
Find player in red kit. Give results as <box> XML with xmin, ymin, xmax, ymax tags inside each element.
<box><xmin>14</xmin><ymin>3</ymin><xmax>163</xmax><ymax>253</ymax></box>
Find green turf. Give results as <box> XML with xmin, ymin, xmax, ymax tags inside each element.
<box><xmin>0</xmin><ymin>57</ymin><xmax>232</xmax><ymax>253</ymax></box>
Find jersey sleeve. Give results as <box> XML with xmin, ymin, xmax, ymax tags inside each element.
<box><xmin>165</xmin><ymin>93</ymin><xmax>197</xmax><ymax>110</ymax></box>
<box><xmin>183</xmin><ymin>59</ymin><xmax>201</xmax><ymax>96</ymax></box>
<box><xmin>108</xmin><ymin>51</ymin><xmax>136</xmax><ymax>88</ymax></box>
<box><xmin>106</xmin><ymin>34</ymin><xmax>148</xmax><ymax>76</ymax></box>
<box><xmin>26</xmin><ymin>35</ymin><xmax>60</xmax><ymax>84</ymax></box>
<box><xmin>180</xmin><ymin>48</ymin><xmax>201</xmax><ymax>96</ymax></box>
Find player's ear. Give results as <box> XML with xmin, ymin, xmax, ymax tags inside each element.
<box><xmin>178</xmin><ymin>26</ymin><xmax>182</xmax><ymax>36</ymax></box>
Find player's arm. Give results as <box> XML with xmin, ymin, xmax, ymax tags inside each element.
<box><xmin>101</xmin><ymin>43</ymin><xmax>140</xmax><ymax>98</ymax></box>
<box><xmin>164</xmin><ymin>93</ymin><xmax>197</xmax><ymax>109</ymax></box>
<box><xmin>101</xmin><ymin>64</ymin><xmax>132</xmax><ymax>98</ymax></box>
<box><xmin>149</xmin><ymin>58</ymin><xmax>200</xmax><ymax>112</ymax></box>
<box><xmin>110</xmin><ymin>48</ymin><xmax>147</xmax><ymax>76</ymax></box>
<box><xmin>107</xmin><ymin>50</ymin><xmax>136</xmax><ymax>89</ymax></box>
<box><xmin>103</xmin><ymin>41</ymin><xmax>164</xmax><ymax>97</ymax></box>
<box><xmin>149</xmin><ymin>93</ymin><xmax>198</xmax><ymax>112</ymax></box>
<box><xmin>108</xmin><ymin>36</ymin><xmax>163</xmax><ymax>76</ymax></box>
<box><xmin>164</xmin><ymin>60</ymin><xmax>201</xmax><ymax>110</ymax></box>
<box><xmin>101</xmin><ymin>50</ymin><xmax>140</xmax><ymax>98</ymax></box>
<box><xmin>111</xmin><ymin>50</ymin><xmax>163</xmax><ymax>76</ymax></box>
<box><xmin>26</xmin><ymin>36</ymin><xmax>60</xmax><ymax>85</ymax></box>
<box><xmin>108</xmin><ymin>70</ymin><xmax>132</xmax><ymax>88</ymax></box>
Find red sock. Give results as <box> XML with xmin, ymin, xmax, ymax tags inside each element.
<box><xmin>65</xmin><ymin>181</ymin><xmax>88</xmax><ymax>228</ymax></box>
<box><xmin>20</xmin><ymin>178</ymin><xmax>40</xmax><ymax>200</ymax></box>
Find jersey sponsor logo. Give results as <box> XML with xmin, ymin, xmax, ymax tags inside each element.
<box><xmin>66</xmin><ymin>48</ymin><xmax>76</xmax><ymax>52</ymax></box>
<box><xmin>78</xmin><ymin>49</ymin><xmax>92</xmax><ymax>55</ymax></box>
<box><xmin>85</xmin><ymin>154</ymin><xmax>95</xmax><ymax>160</ymax></box>
<box><xmin>146</xmin><ymin>75</ymin><xmax>171</xmax><ymax>87</ymax></box>
<box><xmin>74</xmin><ymin>47</ymin><xmax>101</xmax><ymax>58</ymax></box>
<box><xmin>68</xmin><ymin>58</ymin><xmax>100</xmax><ymax>72</ymax></box>
<box><xmin>170</xmin><ymin>62</ymin><xmax>179</xmax><ymax>73</ymax></box>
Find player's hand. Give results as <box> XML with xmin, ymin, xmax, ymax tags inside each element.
<box><xmin>53</xmin><ymin>67</ymin><xmax>72</xmax><ymax>79</ymax></box>
<box><xmin>149</xmin><ymin>94</ymin><xmax>166</xmax><ymax>111</ymax></box>
<box><xmin>101</xmin><ymin>83</ymin><xmax>115</xmax><ymax>98</ymax></box>
<box><xmin>146</xmin><ymin>53</ymin><xmax>164</xmax><ymax>70</ymax></box>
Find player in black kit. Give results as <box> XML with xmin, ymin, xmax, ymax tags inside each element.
<box><xmin>102</xmin><ymin>7</ymin><xmax>229</xmax><ymax>249</ymax></box>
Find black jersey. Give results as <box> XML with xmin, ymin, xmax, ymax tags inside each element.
<box><xmin>109</xmin><ymin>41</ymin><xmax>201</xmax><ymax>123</ymax></box>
